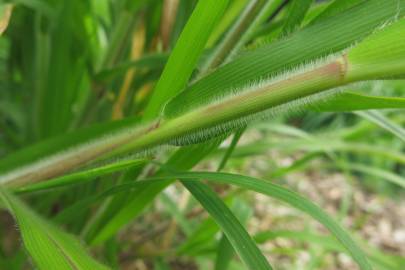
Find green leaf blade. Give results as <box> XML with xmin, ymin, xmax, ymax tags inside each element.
<box><xmin>183</xmin><ymin>181</ymin><xmax>273</xmax><ymax>270</ymax></box>
<box><xmin>164</xmin><ymin>0</ymin><xmax>404</xmax><ymax>118</ymax></box>
<box><xmin>15</xmin><ymin>159</ymin><xmax>147</xmax><ymax>193</ymax></box>
<box><xmin>143</xmin><ymin>0</ymin><xmax>229</xmax><ymax>120</ymax></box>
<box><xmin>281</xmin><ymin>0</ymin><xmax>313</xmax><ymax>35</ymax></box>
<box><xmin>0</xmin><ymin>188</ymin><xmax>109</xmax><ymax>270</ymax></box>
<box><xmin>176</xmin><ymin>172</ymin><xmax>372</xmax><ymax>270</ymax></box>
<box><xmin>89</xmin><ymin>139</ymin><xmax>223</xmax><ymax>245</ymax></box>
<box><xmin>313</xmin><ymin>91</ymin><xmax>405</xmax><ymax>112</ymax></box>
<box><xmin>356</xmin><ymin>110</ymin><xmax>405</xmax><ymax>142</ymax></box>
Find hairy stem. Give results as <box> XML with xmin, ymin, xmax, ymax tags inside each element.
<box><xmin>2</xmin><ymin>18</ymin><xmax>405</xmax><ymax>186</ymax></box>
<box><xmin>1</xmin><ymin>56</ymin><xmax>348</xmax><ymax>186</ymax></box>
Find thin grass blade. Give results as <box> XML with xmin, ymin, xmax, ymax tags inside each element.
<box><xmin>143</xmin><ymin>0</ymin><xmax>229</xmax><ymax>120</ymax></box>
<box><xmin>15</xmin><ymin>159</ymin><xmax>147</xmax><ymax>193</ymax></box>
<box><xmin>175</xmin><ymin>172</ymin><xmax>372</xmax><ymax>270</ymax></box>
<box><xmin>355</xmin><ymin>110</ymin><xmax>405</xmax><ymax>142</ymax></box>
<box><xmin>182</xmin><ymin>181</ymin><xmax>273</xmax><ymax>270</ymax></box>
<box><xmin>313</xmin><ymin>91</ymin><xmax>405</xmax><ymax>112</ymax></box>
<box><xmin>0</xmin><ymin>188</ymin><xmax>109</xmax><ymax>270</ymax></box>
<box><xmin>281</xmin><ymin>0</ymin><xmax>313</xmax><ymax>35</ymax></box>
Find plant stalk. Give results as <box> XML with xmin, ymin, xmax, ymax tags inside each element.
<box><xmin>1</xmin><ymin>57</ymin><xmax>348</xmax><ymax>186</ymax></box>
<box><xmin>3</xmin><ymin>18</ymin><xmax>405</xmax><ymax>187</ymax></box>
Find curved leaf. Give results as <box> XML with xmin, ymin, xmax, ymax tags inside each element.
<box><xmin>164</xmin><ymin>0</ymin><xmax>404</xmax><ymax>118</ymax></box>
<box><xmin>281</xmin><ymin>0</ymin><xmax>313</xmax><ymax>35</ymax></box>
<box><xmin>34</xmin><ymin>171</ymin><xmax>372</xmax><ymax>270</ymax></box>
<box><xmin>143</xmin><ymin>0</ymin><xmax>229</xmax><ymax>120</ymax></box>
<box><xmin>175</xmin><ymin>172</ymin><xmax>372</xmax><ymax>270</ymax></box>
<box><xmin>183</xmin><ymin>181</ymin><xmax>272</xmax><ymax>270</ymax></box>
<box><xmin>312</xmin><ymin>91</ymin><xmax>405</xmax><ymax>112</ymax></box>
<box><xmin>0</xmin><ymin>188</ymin><xmax>109</xmax><ymax>270</ymax></box>
<box><xmin>15</xmin><ymin>159</ymin><xmax>147</xmax><ymax>193</ymax></box>
<box><xmin>356</xmin><ymin>110</ymin><xmax>405</xmax><ymax>142</ymax></box>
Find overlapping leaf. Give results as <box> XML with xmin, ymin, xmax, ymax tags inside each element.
<box><xmin>0</xmin><ymin>188</ymin><xmax>109</xmax><ymax>270</ymax></box>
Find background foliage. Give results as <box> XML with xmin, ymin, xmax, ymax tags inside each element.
<box><xmin>0</xmin><ymin>0</ymin><xmax>404</xmax><ymax>269</ymax></box>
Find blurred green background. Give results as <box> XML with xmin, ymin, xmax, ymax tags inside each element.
<box><xmin>0</xmin><ymin>0</ymin><xmax>404</xmax><ymax>269</ymax></box>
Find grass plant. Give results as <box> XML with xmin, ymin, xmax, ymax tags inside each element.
<box><xmin>0</xmin><ymin>0</ymin><xmax>404</xmax><ymax>269</ymax></box>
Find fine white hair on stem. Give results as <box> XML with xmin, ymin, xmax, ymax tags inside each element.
<box><xmin>164</xmin><ymin>52</ymin><xmax>345</xmax><ymax>119</ymax></box>
<box><xmin>0</xmin><ymin>122</ymin><xmax>150</xmax><ymax>185</ymax></box>
<box><xmin>0</xmin><ymin>51</ymin><xmax>365</xmax><ymax>184</ymax></box>
<box><xmin>167</xmin><ymin>87</ymin><xmax>346</xmax><ymax>146</ymax></box>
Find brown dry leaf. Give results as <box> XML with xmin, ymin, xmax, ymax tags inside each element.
<box><xmin>0</xmin><ymin>4</ymin><xmax>13</xmax><ymax>35</ymax></box>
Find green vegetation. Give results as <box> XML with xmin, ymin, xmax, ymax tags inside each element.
<box><xmin>0</xmin><ymin>0</ymin><xmax>404</xmax><ymax>269</ymax></box>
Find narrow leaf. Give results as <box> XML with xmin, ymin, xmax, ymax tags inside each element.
<box><xmin>281</xmin><ymin>0</ymin><xmax>313</xmax><ymax>35</ymax></box>
<box><xmin>355</xmin><ymin>110</ymin><xmax>405</xmax><ymax>142</ymax></box>
<box><xmin>182</xmin><ymin>181</ymin><xmax>273</xmax><ymax>270</ymax></box>
<box><xmin>175</xmin><ymin>172</ymin><xmax>372</xmax><ymax>270</ymax></box>
<box><xmin>312</xmin><ymin>91</ymin><xmax>405</xmax><ymax>112</ymax></box>
<box><xmin>57</xmin><ymin>172</ymin><xmax>372</xmax><ymax>270</ymax></box>
<box><xmin>342</xmin><ymin>163</ymin><xmax>405</xmax><ymax>189</ymax></box>
<box><xmin>202</xmin><ymin>0</ymin><xmax>265</xmax><ymax>71</ymax></box>
<box><xmin>89</xmin><ymin>139</ymin><xmax>223</xmax><ymax>245</ymax></box>
<box><xmin>310</xmin><ymin>0</ymin><xmax>365</xmax><ymax>24</ymax></box>
<box><xmin>143</xmin><ymin>0</ymin><xmax>229</xmax><ymax>120</ymax></box>
<box><xmin>164</xmin><ymin>0</ymin><xmax>404</xmax><ymax>118</ymax></box>
<box><xmin>214</xmin><ymin>199</ymin><xmax>252</xmax><ymax>270</ymax></box>
<box><xmin>230</xmin><ymin>139</ymin><xmax>405</xmax><ymax>164</ymax></box>
<box><xmin>15</xmin><ymin>159</ymin><xmax>147</xmax><ymax>193</ymax></box>
<box><xmin>0</xmin><ymin>188</ymin><xmax>109</xmax><ymax>270</ymax></box>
